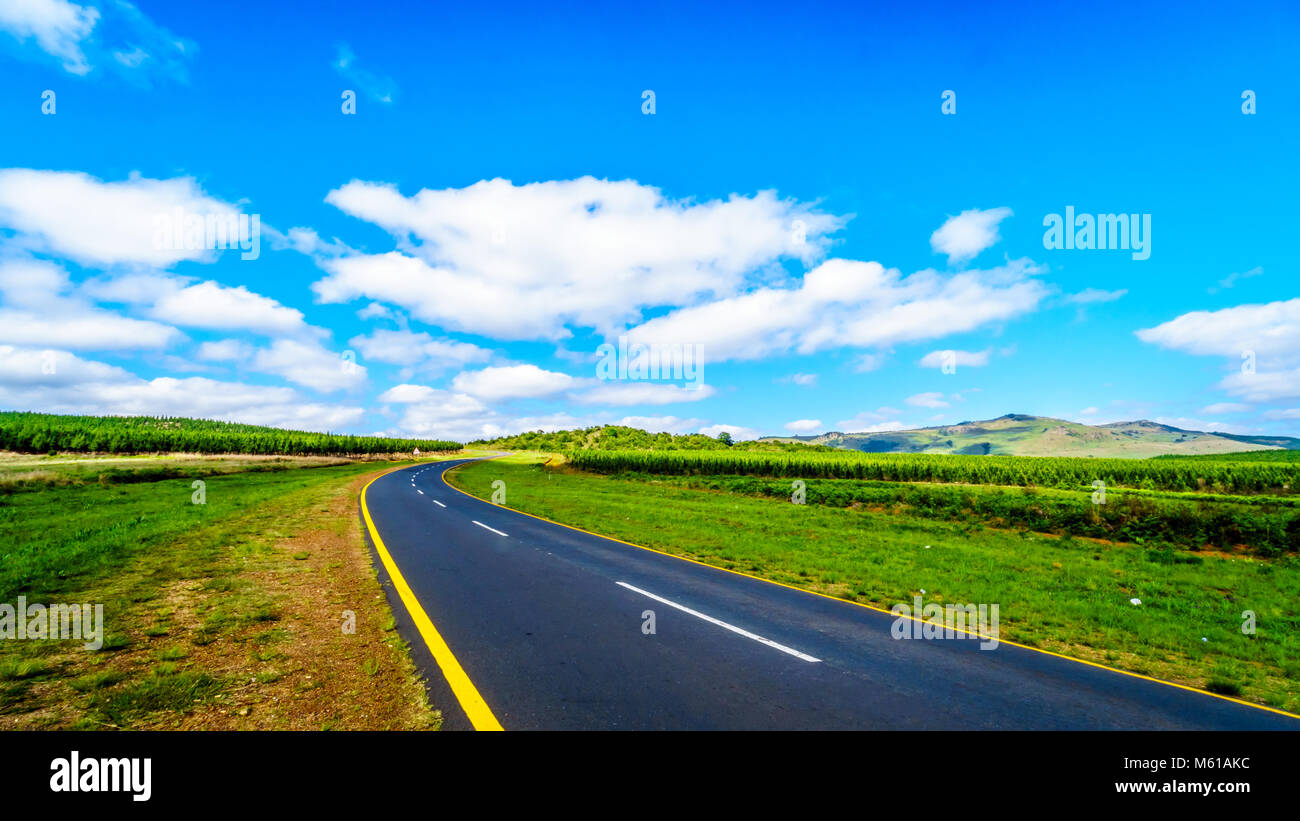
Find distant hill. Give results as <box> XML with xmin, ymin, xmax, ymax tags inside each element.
<box><xmin>472</xmin><ymin>425</ymin><xmax>829</xmax><ymax>453</ymax></box>
<box><xmin>762</xmin><ymin>414</ymin><xmax>1300</xmax><ymax>458</ymax></box>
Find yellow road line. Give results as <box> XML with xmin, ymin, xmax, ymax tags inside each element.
<box><xmin>441</xmin><ymin>460</ymin><xmax>1300</xmax><ymax>723</ymax></box>
<box><xmin>361</xmin><ymin>467</ymin><xmax>503</xmax><ymax>731</ymax></box>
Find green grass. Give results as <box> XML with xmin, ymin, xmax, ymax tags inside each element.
<box><xmin>448</xmin><ymin>459</ymin><xmax>1300</xmax><ymax>713</ymax></box>
<box><xmin>617</xmin><ymin>473</ymin><xmax>1300</xmax><ymax>557</ymax></box>
<box><xmin>1156</xmin><ymin>450</ymin><xmax>1300</xmax><ymax>463</ymax></box>
<box><xmin>0</xmin><ymin>461</ymin><xmax>394</xmax><ymax>601</ymax></box>
<box><xmin>0</xmin><ymin>456</ymin><xmax>451</xmax><ymax>728</ymax></box>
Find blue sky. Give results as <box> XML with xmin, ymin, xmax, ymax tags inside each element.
<box><xmin>1</xmin><ymin>0</ymin><xmax>1297</xmax><ymax>441</ymax></box>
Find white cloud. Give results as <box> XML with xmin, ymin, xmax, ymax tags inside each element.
<box><xmin>906</xmin><ymin>391</ymin><xmax>949</xmax><ymax>408</ymax></box>
<box><xmin>0</xmin><ymin>345</ymin><xmax>362</xmax><ymax>431</ymax></box>
<box><xmin>0</xmin><ymin>169</ymin><xmax>243</xmax><ymax>267</ymax></box>
<box><xmin>348</xmin><ymin>328</ymin><xmax>491</xmax><ymax>369</ymax></box>
<box><xmin>615</xmin><ymin>415</ymin><xmax>703</xmax><ymax>434</ymax></box>
<box><xmin>150</xmin><ymin>281</ymin><xmax>309</xmax><ymax>336</ymax></box>
<box><xmin>1217</xmin><ymin>367</ymin><xmax>1300</xmax><ymax>403</ymax></box>
<box><xmin>451</xmin><ymin>364</ymin><xmax>576</xmax><ymax>401</ymax></box>
<box><xmin>0</xmin><ymin>257</ymin><xmax>180</xmax><ymax>350</ymax></box>
<box><xmin>852</xmin><ymin>352</ymin><xmax>886</xmax><ymax>372</ymax></box>
<box><xmin>929</xmin><ymin>207</ymin><xmax>1012</xmax><ymax>264</ymax></box>
<box><xmin>0</xmin><ymin>306</ymin><xmax>178</xmax><ymax>350</ymax></box>
<box><xmin>196</xmin><ymin>339</ymin><xmax>251</xmax><ymax>362</ymax></box>
<box><xmin>334</xmin><ymin>45</ymin><xmax>396</xmax><ymax>103</ymax></box>
<box><xmin>780</xmin><ymin>372</ymin><xmax>817</xmax><ymax>386</ymax></box>
<box><xmin>375</xmin><ymin>386</ymin><xmax>504</xmax><ymax>441</ymax></box>
<box><xmin>699</xmin><ymin>423</ymin><xmax>762</xmax><ymax>441</ymax></box>
<box><xmin>1136</xmin><ymin>299</ymin><xmax>1300</xmax><ymax>363</ymax></box>
<box><xmin>250</xmin><ymin>339</ymin><xmax>367</xmax><ymax>393</ymax></box>
<box><xmin>311</xmin><ymin>176</ymin><xmax>845</xmax><ymax>340</ymax></box>
<box><xmin>1212</xmin><ymin>266</ymin><xmax>1263</xmax><ymax>292</ymax></box>
<box><xmin>81</xmin><ymin>272</ymin><xmax>179</xmax><ymax>304</ymax></box>
<box><xmin>844</xmin><ymin>420</ymin><xmax>908</xmax><ymax>433</ymax></box>
<box><xmin>918</xmin><ymin>348</ymin><xmax>991</xmax><ymax>369</ymax></box>
<box><xmin>1153</xmin><ymin>417</ymin><xmax>1250</xmax><ymax>434</ymax></box>
<box><xmin>0</xmin><ymin>0</ymin><xmax>98</xmax><ymax>74</ymax></box>
<box><xmin>0</xmin><ymin>0</ymin><xmax>194</xmax><ymax>80</ymax></box>
<box><xmin>783</xmin><ymin>418</ymin><xmax>822</xmax><ymax>433</ymax></box>
<box><xmin>835</xmin><ymin>407</ymin><xmax>907</xmax><ymax>432</ymax></box>
<box><xmin>574</xmin><ymin>382</ymin><xmax>716</xmax><ymax>406</ymax></box>
<box><xmin>1201</xmin><ymin>402</ymin><xmax>1251</xmax><ymax>415</ymax></box>
<box><xmin>1262</xmin><ymin>408</ymin><xmax>1300</xmax><ymax>420</ymax></box>
<box><xmin>1067</xmin><ymin>288</ymin><xmax>1128</xmax><ymax>304</ymax></box>
<box><xmin>356</xmin><ymin>302</ymin><xmax>394</xmax><ymax>321</ymax></box>
<box><xmin>1137</xmin><ymin>299</ymin><xmax>1300</xmax><ymax>401</ymax></box>
<box><xmin>626</xmin><ymin>257</ymin><xmax>1046</xmax><ymax>363</ymax></box>
<box><xmin>377</xmin><ymin>383</ymin><xmax>442</xmax><ymax>404</ymax></box>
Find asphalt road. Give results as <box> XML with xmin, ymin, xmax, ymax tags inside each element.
<box><xmin>361</xmin><ymin>458</ymin><xmax>1299</xmax><ymax>731</ymax></box>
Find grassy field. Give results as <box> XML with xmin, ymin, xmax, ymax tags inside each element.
<box><xmin>0</xmin><ymin>454</ymin><xmax>449</xmax><ymax>729</ymax></box>
<box><xmin>447</xmin><ymin>457</ymin><xmax>1300</xmax><ymax>713</ymax></box>
<box><xmin>565</xmin><ymin>448</ymin><xmax>1300</xmax><ymax>493</ymax></box>
<box><xmin>618</xmin><ymin>474</ymin><xmax>1300</xmax><ymax>557</ymax></box>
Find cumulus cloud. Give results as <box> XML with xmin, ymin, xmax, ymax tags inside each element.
<box><xmin>930</xmin><ymin>207</ymin><xmax>1012</xmax><ymax>264</ymax></box>
<box><xmin>906</xmin><ymin>391</ymin><xmax>949</xmax><ymax>408</ymax></box>
<box><xmin>451</xmin><ymin>364</ymin><xmax>576</xmax><ymax>401</ymax></box>
<box><xmin>150</xmin><ymin>281</ymin><xmax>310</xmax><ymax>336</ymax></box>
<box><xmin>918</xmin><ymin>348</ymin><xmax>991</xmax><ymax>369</ymax></box>
<box><xmin>852</xmin><ymin>352</ymin><xmax>886</xmax><ymax>372</ymax></box>
<box><xmin>624</xmin><ymin>257</ymin><xmax>1046</xmax><ymax>363</ymax></box>
<box><xmin>250</xmin><ymin>339</ymin><xmax>367</xmax><ymax>393</ymax></box>
<box><xmin>1201</xmin><ymin>402</ymin><xmax>1251</xmax><ymax>415</ymax></box>
<box><xmin>0</xmin><ymin>169</ymin><xmax>245</xmax><ymax>267</ymax></box>
<box><xmin>348</xmin><ymin>328</ymin><xmax>491</xmax><ymax>370</ymax></box>
<box><xmin>310</xmin><ymin>176</ymin><xmax>845</xmax><ymax>340</ymax></box>
<box><xmin>373</xmin><ymin>384</ymin><xmax>511</xmax><ymax>441</ymax></box>
<box><xmin>196</xmin><ymin>339</ymin><xmax>252</xmax><ymax>362</ymax></box>
<box><xmin>0</xmin><ymin>257</ymin><xmax>180</xmax><ymax>350</ymax></box>
<box><xmin>783</xmin><ymin>418</ymin><xmax>822</xmax><ymax>433</ymax></box>
<box><xmin>574</xmin><ymin>382</ymin><xmax>715</xmax><ymax>406</ymax></box>
<box><xmin>698</xmin><ymin>423</ymin><xmax>763</xmax><ymax>441</ymax></box>
<box><xmin>1136</xmin><ymin>299</ymin><xmax>1300</xmax><ymax>362</ymax></box>
<box><xmin>615</xmin><ymin>415</ymin><xmax>703</xmax><ymax>434</ymax></box>
<box><xmin>0</xmin><ymin>345</ymin><xmax>361</xmax><ymax>431</ymax></box>
<box><xmin>1137</xmin><ymin>299</ymin><xmax>1300</xmax><ymax>401</ymax></box>
<box><xmin>834</xmin><ymin>407</ymin><xmax>906</xmax><ymax>431</ymax></box>
<box><xmin>1153</xmin><ymin>416</ymin><xmax>1250</xmax><ymax>434</ymax></box>
<box><xmin>1217</xmin><ymin>368</ymin><xmax>1300</xmax><ymax>403</ymax></box>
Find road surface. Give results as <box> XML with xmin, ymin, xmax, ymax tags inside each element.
<box><xmin>360</xmin><ymin>458</ymin><xmax>1299</xmax><ymax>731</ymax></box>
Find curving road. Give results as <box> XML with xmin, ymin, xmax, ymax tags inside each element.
<box><xmin>360</xmin><ymin>458</ymin><xmax>1300</xmax><ymax>731</ymax></box>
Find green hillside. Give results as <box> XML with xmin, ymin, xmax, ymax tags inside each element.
<box><xmin>472</xmin><ymin>425</ymin><xmax>829</xmax><ymax>452</ymax></box>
